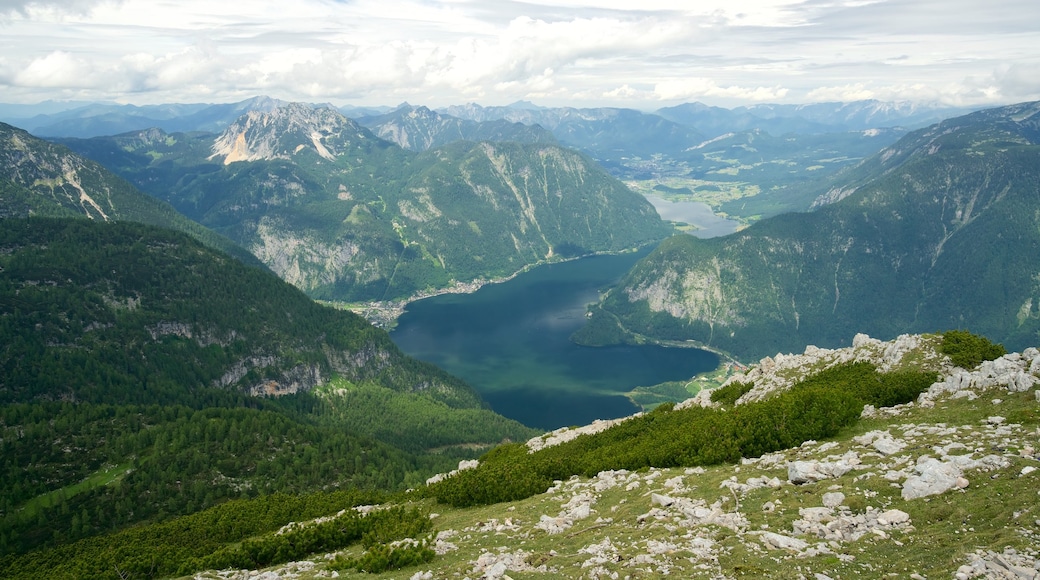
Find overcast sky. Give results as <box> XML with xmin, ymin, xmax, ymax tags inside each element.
<box><xmin>1</xmin><ymin>0</ymin><xmax>1038</xmax><ymax>110</ymax></box>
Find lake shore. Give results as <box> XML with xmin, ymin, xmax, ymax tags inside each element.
<box><xmin>327</xmin><ymin>247</ymin><xmax>652</xmax><ymax>330</ymax></box>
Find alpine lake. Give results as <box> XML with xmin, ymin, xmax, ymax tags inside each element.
<box><xmin>390</xmin><ymin>201</ymin><xmax>741</xmax><ymax>431</ymax></box>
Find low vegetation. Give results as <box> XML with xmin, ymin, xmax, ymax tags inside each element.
<box><xmin>424</xmin><ymin>362</ymin><xmax>938</xmax><ymax>508</ymax></box>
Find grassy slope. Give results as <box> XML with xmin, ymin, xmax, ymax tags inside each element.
<box><xmin>11</xmin><ymin>334</ymin><xmax>1036</xmax><ymax>579</ymax></box>
<box><xmin>180</xmin><ymin>346</ymin><xmax>1039</xmax><ymax>579</ymax></box>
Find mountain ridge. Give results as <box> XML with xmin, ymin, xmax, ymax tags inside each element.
<box><xmin>56</xmin><ymin>103</ymin><xmax>673</xmax><ymax>303</ymax></box>
<box><xmin>575</xmin><ymin>100</ymin><xmax>1040</xmax><ymax>361</ymax></box>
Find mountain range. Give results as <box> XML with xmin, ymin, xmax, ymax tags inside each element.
<box><xmin>576</xmin><ymin>100</ymin><xmax>1040</xmax><ymax>361</ymax></box>
<box><xmin>2</xmin><ymin>94</ymin><xmax>1038</xmax><ymax>577</ymax></box>
<box><xmin>56</xmin><ymin>102</ymin><xmax>671</xmax><ymax>302</ymax></box>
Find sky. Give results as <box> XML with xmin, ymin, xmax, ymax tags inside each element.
<box><xmin>0</xmin><ymin>0</ymin><xmax>1038</xmax><ymax>110</ymax></box>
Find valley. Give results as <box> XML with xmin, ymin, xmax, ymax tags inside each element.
<box><xmin>390</xmin><ymin>249</ymin><xmax>720</xmax><ymax>430</ymax></box>
<box><xmin>2</xmin><ymin>96</ymin><xmax>1039</xmax><ymax>579</ymax></box>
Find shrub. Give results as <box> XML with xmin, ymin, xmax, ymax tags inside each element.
<box><xmin>941</xmin><ymin>330</ymin><xmax>1007</xmax><ymax>369</ymax></box>
<box><xmin>710</xmin><ymin>381</ymin><xmax>754</xmax><ymax>405</ymax></box>
<box><xmin>331</xmin><ymin>538</ymin><xmax>435</xmax><ymax>574</ymax></box>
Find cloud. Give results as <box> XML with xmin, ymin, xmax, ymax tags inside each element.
<box><xmin>654</xmin><ymin>78</ymin><xmax>788</xmax><ymax>102</ymax></box>
<box><xmin>0</xmin><ymin>0</ymin><xmax>120</xmax><ymax>18</ymax></box>
<box><xmin>14</xmin><ymin>51</ymin><xmax>98</xmax><ymax>88</ymax></box>
<box><xmin>0</xmin><ymin>0</ymin><xmax>1036</xmax><ymax>107</ymax></box>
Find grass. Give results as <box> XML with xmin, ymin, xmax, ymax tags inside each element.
<box><xmin>13</xmin><ymin>462</ymin><xmax>130</xmax><ymax>524</ymax></box>
<box><xmin>182</xmin><ymin>382</ymin><xmax>1040</xmax><ymax>579</ymax></box>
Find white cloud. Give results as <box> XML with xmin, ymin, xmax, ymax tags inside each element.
<box><xmin>0</xmin><ymin>0</ymin><xmax>1036</xmax><ymax>107</ymax></box>
<box><xmin>14</xmin><ymin>51</ymin><xmax>98</xmax><ymax>88</ymax></box>
<box><xmin>654</xmin><ymin>78</ymin><xmax>788</xmax><ymax>102</ymax></box>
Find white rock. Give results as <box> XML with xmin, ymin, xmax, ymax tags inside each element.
<box><xmin>788</xmin><ymin>460</ymin><xmax>853</xmax><ymax>484</ymax></box>
<box><xmin>651</xmin><ymin>493</ymin><xmax>675</xmax><ymax>507</ymax></box>
<box><xmin>873</xmin><ymin>436</ymin><xmax>907</xmax><ymax>456</ymax></box>
<box><xmin>902</xmin><ymin>457</ymin><xmax>964</xmax><ymax>500</ymax></box>
<box><xmin>1022</xmin><ymin>466</ymin><xmax>1037</xmax><ymax>476</ymax></box>
<box><xmin>759</xmin><ymin>531</ymin><xmax>809</xmax><ymax>552</ymax></box>
<box><xmin>535</xmin><ymin>514</ymin><xmax>572</xmax><ymax>534</ymax></box>
<box><xmin>822</xmin><ymin>492</ymin><xmax>846</xmax><ymax>508</ymax></box>
<box><xmin>877</xmin><ymin>509</ymin><xmax>910</xmax><ymax>526</ymax></box>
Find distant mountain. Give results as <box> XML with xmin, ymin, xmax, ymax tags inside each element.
<box><xmin>439</xmin><ymin>103</ymin><xmax>706</xmax><ymax>161</ymax></box>
<box><xmin>575</xmin><ymin>101</ymin><xmax>1040</xmax><ymax>360</ymax></box>
<box><xmin>657</xmin><ymin>100</ymin><xmax>976</xmax><ymax>137</ymax></box>
<box><xmin>356</xmin><ymin>104</ymin><xmax>557</xmax><ymax>151</ymax></box>
<box><xmin>655</xmin><ymin>102</ymin><xmax>834</xmax><ymax>137</ymax></box>
<box><xmin>4</xmin><ymin>96</ymin><xmax>289</xmax><ymax>138</ymax></box>
<box><xmin>0</xmin><ymin>121</ymin><xmax>258</xmax><ymax>265</ymax></box>
<box><xmin>740</xmin><ymin>100</ymin><xmax>977</xmax><ymax>132</ymax></box>
<box><xmin>59</xmin><ymin>103</ymin><xmax>672</xmax><ymax>302</ymax></box>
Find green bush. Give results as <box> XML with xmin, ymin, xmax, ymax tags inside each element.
<box><xmin>710</xmin><ymin>381</ymin><xmax>754</xmax><ymax>405</ymax></box>
<box><xmin>332</xmin><ymin>538</ymin><xmax>436</xmax><ymax>573</ymax></box>
<box><xmin>941</xmin><ymin>330</ymin><xmax>1007</xmax><ymax>369</ymax></box>
<box><xmin>428</xmin><ymin>362</ymin><xmax>938</xmax><ymax>508</ymax></box>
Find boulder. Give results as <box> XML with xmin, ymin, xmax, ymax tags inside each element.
<box><xmin>759</xmin><ymin>531</ymin><xmax>809</xmax><ymax>552</ymax></box>
<box><xmin>877</xmin><ymin>509</ymin><xmax>910</xmax><ymax>526</ymax></box>
<box><xmin>788</xmin><ymin>460</ymin><xmax>853</xmax><ymax>484</ymax></box>
<box><xmin>822</xmin><ymin>492</ymin><xmax>846</xmax><ymax>508</ymax></box>
<box><xmin>902</xmin><ymin>457</ymin><xmax>965</xmax><ymax>500</ymax></box>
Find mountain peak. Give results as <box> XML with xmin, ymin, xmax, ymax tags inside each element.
<box><xmin>209</xmin><ymin>103</ymin><xmax>364</xmax><ymax>164</ymax></box>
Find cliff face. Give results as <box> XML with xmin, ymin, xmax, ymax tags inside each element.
<box><xmin>587</xmin><ymin>101</ymin><xmax>1040</xmax><ymax>360</ymax></box>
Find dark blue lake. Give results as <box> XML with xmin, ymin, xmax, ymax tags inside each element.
<box><xmin>390</xmin><ymin>250</ymin><xmax>719</xmax><ymax>430</ymax></box>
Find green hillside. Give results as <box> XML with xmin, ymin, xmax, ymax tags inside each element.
<box><xmin>6</xmin><ymin>332</ymin><xmax>1038</xmax><ymax>579</ymax></box>
<box><xmin>0</xmin><ymin>122</ymin><xmax>259</xmax><ymax>266</ymax></box>
<box><xmin>576</xmin><ymin>101</ymin><xmax>1040</xmax><ymax>361</ymax></box>
<box><xmin>0</xmin><ymin>217</ymin><xmax>537</xmax><ymax>557</ymax></box>
<box><xmin>58</xmin><ymin>103</ymin><xmax>672</xmax><ymax>303</ymax></box>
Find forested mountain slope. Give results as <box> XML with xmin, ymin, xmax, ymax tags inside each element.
<box><xmin>576</xmin><ymin>101</ymin><xmax>1040</xmax><ymax>361</ymax></box>
<box><xmin>59</xmin><ymin>103</ymin><xmax>672</xmax><ymax>302</ymax></box>
<box><xmin>0</xmin><ymin>122</ymin><xmax>259</xmax><ymax>265</ymax></box>
<box><xmin>0</xmin><ymin>217</ymin><xmax>536</xmax><ymax>557</ymax></box>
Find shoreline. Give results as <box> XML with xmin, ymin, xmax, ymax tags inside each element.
<box><xmin>327</xmin><ymin>246</ymin><xmax>652</xmax><ymax>330</ymax></box>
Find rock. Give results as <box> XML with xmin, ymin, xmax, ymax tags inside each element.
<box><xmin>877</xmin><ymin>509</ymin><xmax>910</xmax><ymax>526</ymax></box>
<box><xmin>1022</xmin><ymin>466</ymin><xmax>1037</xmax><ymax>476</ymax></box>
<box><xmin>569</xmin><ymin>503</ymin><xmax>591</xmax><ymax>520</ymax></box>
<box><xmin>759</xmin><ymin>531</ymin><xmax>809</xmax><ymax>552</ymax></box>
<box><xmin>651</xmin><ymin>493</ymin><xmax>675</xmax><ymax>507</ymax></box>
<box><xmin>822</xmin><ymin>492</ymin><xmax>846</xmax><ymax>508</ymax></box>
<box><xmin>486</xmin><ymin>561</ymin><xmax>508</xmax><ymax>579</ymax></box>
<box><xmin>902</xmin><ymin>457</ymin><xmax>965</xmax><ymax>500</ymax></box>
<box><xmin>788</xmin><ymin>460</ymin><xmax>853</xmax><ymax>484</ymax></box>
<box><xmin>535</xmin><ymin>514</ymin><xmax>572</xmax><ymax>534</ymax></box>
<box><xmin>873</xmin><ymin>436</ymin><xmax>907</xmax><ymax>456</ymax></box>
<box><xmin>799</xmin><ymin>507</ymin><xmax>834</xmax><ymax>523</ymax></box>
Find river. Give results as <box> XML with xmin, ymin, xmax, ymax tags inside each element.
<box><xmin>390</xmin><ymin>250</ymin><xmax>719</xmax><ymax>430</ymax></box>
